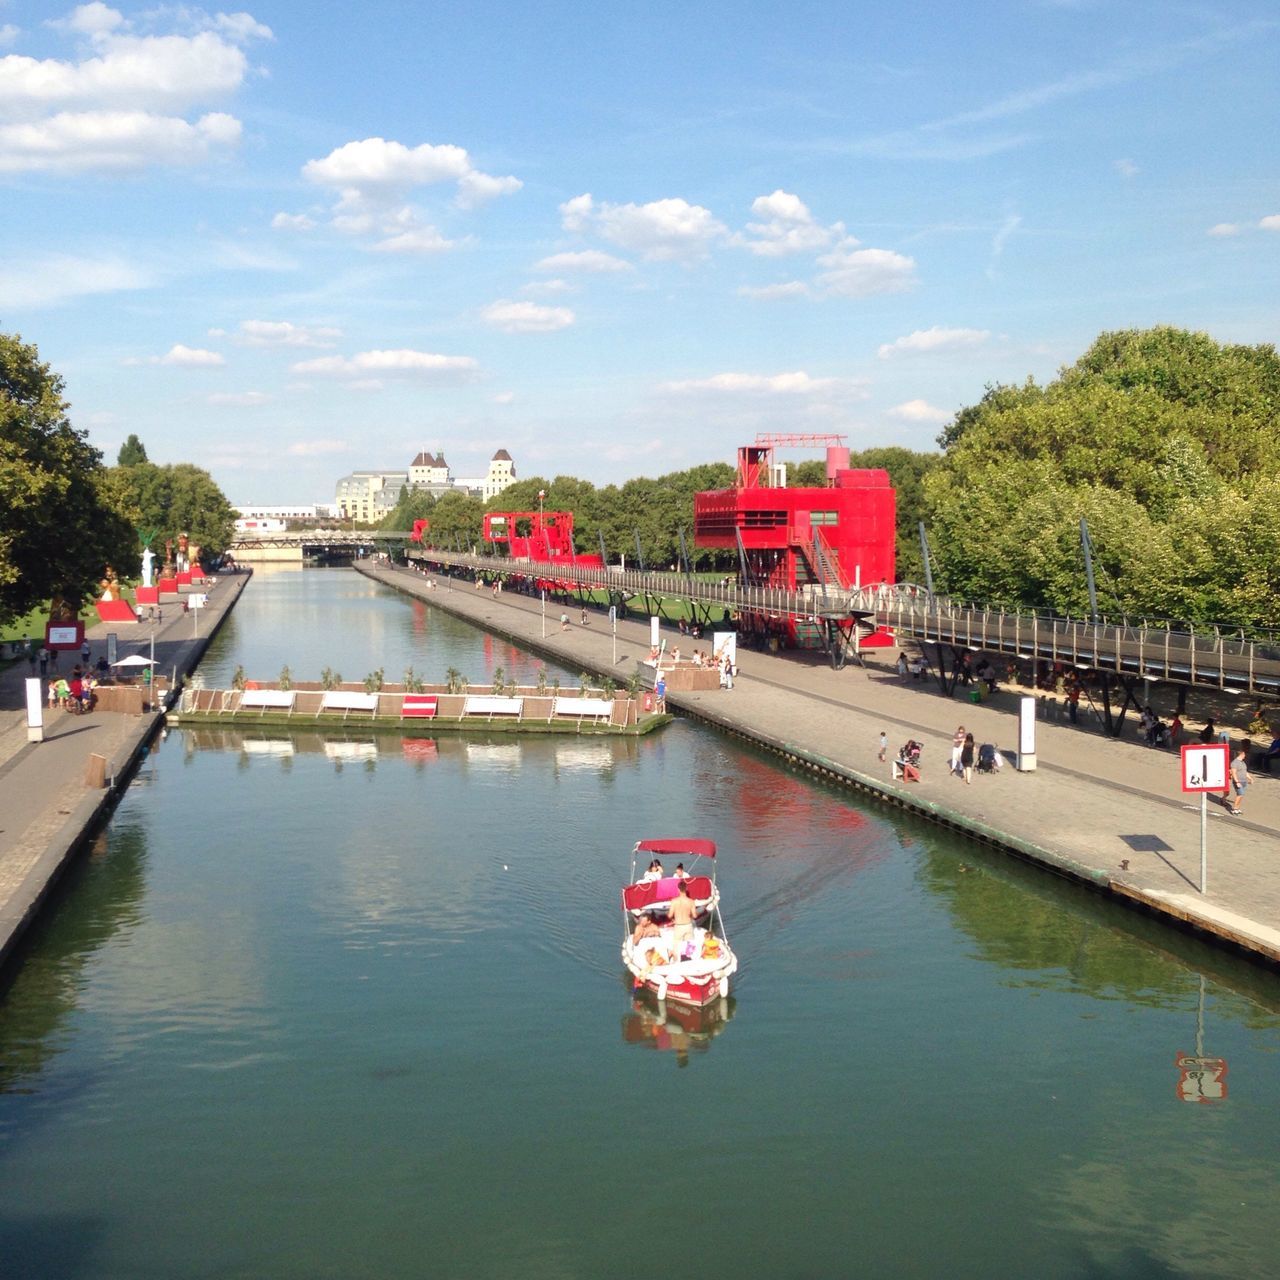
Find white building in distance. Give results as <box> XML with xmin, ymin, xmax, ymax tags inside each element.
<box><xmin>334</xmin><ymin>449</ymin><xmax>517</xmax><ymax>522</ymax></box>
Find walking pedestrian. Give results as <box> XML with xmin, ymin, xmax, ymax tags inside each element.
<box><xmin>1228</xmin><ymin>744</ymin><xmax>1251</xmax><ymax>816</ymax></box>
<box><xmin>951</xmin><ymin>725</ymin><xmax>966</xmax><ymax>777</ymax></box>
<box><xmin>81</xmin><ymin>639</ymin><xmax>91</xmax><ymax>665</ymax></box>
<box><xmin>38</xmin><ymin>646</ymin><xmax>48</xmax><ymax>676</ymax></box>
<box><xmin>26</xmin><ymin>642</ymin><xmax>37</xmax><ymax>676</ymax></box>
<box><xmin>878</xmin><ymin>730</ymin><xmax>888</xmax><ymax>762</ymax></box>
<box><xmin>580</xmin><ymin>607</ymin><xmax>588</xmax><ymax>626</ymax></box>
<box><xmin>560</xmin><ymin>612</ymin><xmax>569</xmax><ymax>631</ymax></box>
<box><xmin>961</xmin><ymin>733</ymin><xmax>976</xmax><ymax>785</ymax></box>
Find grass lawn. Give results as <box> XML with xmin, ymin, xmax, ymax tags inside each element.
<box><xmin>1</xmin><ymin>602</ymin><xmax>100</xmax><ymax>645</ymax></box>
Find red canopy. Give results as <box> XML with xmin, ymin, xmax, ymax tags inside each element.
<box><xmin>635</xmin><ymin>838</ymin><xmax>716</xmax><ymax>859</ymax></box>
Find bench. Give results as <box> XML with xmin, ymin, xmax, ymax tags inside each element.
<box><xmin>319</xmin><ymin>691</ymin><xmax>379</xmax><ymax>718</ymax></box>
<box><xmin>401</xmin><ymin>694</ymin><xmax>438</xmax><ymax>719</ymax></box>
<box><xmin>462</xmin><ymin>695</ymin><xmax>524</xmax><ymax>718</ymax></box>
<box><xmin>238</xmin><ymin>689</ymin><xmax>297</xmax><ymax>714</ymax></box>
<box><xmin>552</xmin><ymin>696</ymin><xmax>614</xmax><ymax>721</ymax></box>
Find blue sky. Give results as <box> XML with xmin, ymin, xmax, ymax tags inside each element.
<box><xmin>2</xmin><ymin>0</ymin><xmax>1278</xmax><ymax>503</ymax></box>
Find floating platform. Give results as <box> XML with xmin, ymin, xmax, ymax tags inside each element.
<box><xmin>169</xmin><ymin>683</ymin><xmax>669</xmax><ymax>737</ymax></box>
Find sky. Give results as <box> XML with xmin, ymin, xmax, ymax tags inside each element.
<box><xmin>2</xmin><ymin>0</ymin><xmax>1278</xmax><ymax>504</ymax></box>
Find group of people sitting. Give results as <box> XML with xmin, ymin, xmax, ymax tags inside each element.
<box><xmin>640</xmin><ymin>858</ymin><xmax>690</xmax><ymax>883</ymax></box>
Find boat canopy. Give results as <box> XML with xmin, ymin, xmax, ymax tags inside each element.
<box><xmin>635</xmin><ymin>838</ymin><xmax>717</xmax><ymax>860</ymax></box>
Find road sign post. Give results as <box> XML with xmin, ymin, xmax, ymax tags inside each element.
<box><xmin>610</xmin><ymin>604</ymin><xmax>617</xmax><ymax>664</ymax></box>
<box><xmin>1181</xmin><ymin>744</ymin><xmax>1229</xmax><ymax>894</ymax></box>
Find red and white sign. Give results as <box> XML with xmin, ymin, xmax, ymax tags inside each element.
<box><xmin>1175</xmin><ymin>1052</ymin><xmax>1228</xmax><ymax>1103</ymax></box>
<box><xmin>402</xmin><ymin>695</ymin><xmax>438</xmax><ymax>718</ymax></box>
<box><xmin>45</xmin><ymin>621</ymin><xmax>84</xmax><ymax>649</ymax></box>
<box><xmin>1181</xmin><ymin>743</ymin><xmax>1229</xmax><ymax>793</ymax></box>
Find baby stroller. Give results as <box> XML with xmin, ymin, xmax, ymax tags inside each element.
<box><xmin>894</xmin><ymin>740</ymin><xmax>923</xmax><ymax>782</ymax></box>
<box><xmin>977</xmin><ymin>743</ymin><xmax>998</xmax><ymax>774</ymax></box>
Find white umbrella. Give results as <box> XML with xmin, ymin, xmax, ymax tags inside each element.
<box><xmin>112</xmin><ymin>654</ymin><xmax>155</xmax><ymax>667</ymax></box>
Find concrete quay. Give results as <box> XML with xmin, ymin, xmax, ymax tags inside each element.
<box><xmin>0</xmin><ymin>571</ymin><xmax>250</xmax><ymax>971</ymax></box>
<box><xmin>358</xmin><ymin>560</ymin><xmax>1280</xmax><ymax>971</ymax></box>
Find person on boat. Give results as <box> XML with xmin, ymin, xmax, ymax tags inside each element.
<box><xmin>631</xmin><ymin>914</ymin><xmax>663</xmax><ymax>946</ymax></box>
<box><xmin>669</xmin><ymin>880</ymin><xmax>698</xmax><ymax>952</ymax></box>
<box><xmin>673</xmin><ymin>863</ymin><xmax>689</xmax><ymax>880</ymax></box>
<box><xmin>642</xmin><ymin>859</ymin><xmax>664</xmax><ymax>882</ymax></box>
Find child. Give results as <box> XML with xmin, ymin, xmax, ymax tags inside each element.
<box><xmin>878</xmin><ymin>730</ymin><xmax>888</xmax><ymax>762</ymax></box>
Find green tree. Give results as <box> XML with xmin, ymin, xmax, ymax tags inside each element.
<box><xmin>925</xmin><ymin>327</ymin><xmax>1280</xmax><ymax>626</ymax></box>
<box><xmin>0</xmin><ymin>333</ymin><xmax>138</xmax><ymax>624</ymax></box>
<box><xmin>117</xmin><ymin>433</ymin><xmax>148</xmax><ymax>466</ymax></box>
<box><xmin>110</xmin><ymin>460</ymin><xmax>237</xmax><ymax>560</ymax></box>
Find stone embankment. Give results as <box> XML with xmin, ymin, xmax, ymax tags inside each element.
<box><xmin>0</xmin><ymin>572</ymin><xmax>250</xmax><ymax>969</ymax></box>
<box><xmin>358</xmin><ymin>559</ymin><xmax>1280</xmax><ymax>970</ymax></box>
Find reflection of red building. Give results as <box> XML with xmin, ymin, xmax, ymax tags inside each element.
<box><xmin>482</xmin><ymin>511</ymin><xmax>603</xmax><ymax>567</ymax></box>
<box><xmin>695</xmin><ymin>435</ymin><xmax>896</xmax><ymax>648</ymax></box>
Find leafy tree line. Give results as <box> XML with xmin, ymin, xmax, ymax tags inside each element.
<box><xmin>388</xmin><ymin>325</ymin><xmax>1277</xmax><ymax>630</ymax></box>
<box><xmin>1</xmin><ymin>333</ymin><xmax>236</xmax><ymax>627</ymax></box>
<box><xmin>924</xmin><ymin>327</ymin><xmax>1280</xmax><ymax>629</ymax></box>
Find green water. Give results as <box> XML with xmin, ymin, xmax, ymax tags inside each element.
<box><xmin>2</xmin><ymin>569</ymin><xmax>1279</xmax><ymax>1279</ymax></box>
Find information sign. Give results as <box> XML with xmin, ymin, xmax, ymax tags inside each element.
<box><xmin>1180</xmin><ymin>744</ymin><xmax>1229</xmax><ymax>793</ymax></box>
<box><xmin>46</xmin><ymin>621</ymin><xmax>84</xmax><ymax>649</ymax></box>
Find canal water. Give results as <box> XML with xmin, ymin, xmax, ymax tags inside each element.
<box><xmin>2</xmin><ymin>568</ymin><xmax>1279</xmax><ymax>1279</ymax></box>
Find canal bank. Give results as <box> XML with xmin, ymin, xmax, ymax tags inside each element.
<box><xmin>357</xmin><ymin>560</ymin><xmax>1280</xmax><ymax>969</ymax></box>
<box><xmin>0</xmin><ymin>571</ymin><xmax>251</xmax><ymax>971</ymax></box>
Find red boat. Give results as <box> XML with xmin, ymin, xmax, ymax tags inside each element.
<box><xmin>620</xmin><ymin>838</ymin><xmax>737</xmax><ymax>1006</ymax></box>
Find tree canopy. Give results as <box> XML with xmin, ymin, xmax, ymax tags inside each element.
<box><xmin>107</xmin><ymin>460</ymin><xmax>238</xmax><ymax>560</ymax></box>
<box><xmin>117</xmin><ymin>433</ymin><xmax>148</xmax><ymax>466</ymax></box>
<box><xmin>0</xmin><ymin>333</ymin><xmax>137</xmax><ymax>624</ymax></box>
<box><xmin>925</xmin><ymin>327</ymin><xmax>1280</xmax><ymax>627</ymax></box>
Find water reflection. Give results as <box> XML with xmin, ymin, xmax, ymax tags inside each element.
<box><xmin>620</xmin><ymin>988</ymin><xmax>736</xmax><ymax>1068</ymax></box>
<box><xmin>0</xmin><ymin>820</ymin><xmax>149</xmax><ymax>1095</ymax></box>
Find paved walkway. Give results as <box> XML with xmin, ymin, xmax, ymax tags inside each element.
<box><xmin>0</xmin><ymin>574</ymin><xmax>249</xmax><ymax>966</ymax></box>
<box><xmin>362</xmin><ymin>562</ymin><xmax>1280</xmax><ymax>967</ymax></box>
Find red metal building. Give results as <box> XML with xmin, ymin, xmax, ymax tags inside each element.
<box><xmin>694</xmin><ymin>434</ymin><xmax>896</xmax><ymax>647</ymax></box>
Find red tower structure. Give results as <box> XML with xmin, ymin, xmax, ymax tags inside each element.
<box><xmin>694</xmin><ymin>434</ymin><xmax>896</xmax><ymax>647</ymax></box>
<box><xmin>482</xmin><ymin>510</ymin><xmax>603</xmax><ymax>567</ymax></box>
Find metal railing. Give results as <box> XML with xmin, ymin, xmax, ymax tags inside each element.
<box><xmin>402</xmin><ymin>547</ymin><xmax>1280</xmax><ymax>694</ymax></box>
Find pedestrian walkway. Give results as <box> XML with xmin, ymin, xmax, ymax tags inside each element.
<box><xmin>362</xmin><ymin>561</ymin><xmax>1280</xmax><ymax>967</ymax></box>
<box><xmin>0</xmin><ymin>573</ymin><xmax>249</xmax><ymax>967</ymax></box>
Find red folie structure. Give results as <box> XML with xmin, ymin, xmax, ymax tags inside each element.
<box><xmin>481</xmin><ymin>511</ymin><xmax>604</xmax><ymax>594</ymax></box>
<box><xmin>694</xmin><ymin>434</ymin><xmax>897</xmax><ymax>649</ymax></box>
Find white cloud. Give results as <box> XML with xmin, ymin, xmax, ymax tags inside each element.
<box><xmin>286</xmin><ymin>438</ymin><xmax>350</xmax><ymax>456</ymax></box>
<box><xmin>233</xmin><ymin>320</ymin><xmax>341</xmax><ymax>348</ymax></box>
<box><xmin>562</xmin><ymin>192</ymin><xmax>727</xmax><ymax>261</ymax></box>
<box><xmin>300</xmin><ymin>136</ymin><xmax>518</xmax><ymax>247</ymax></box>
<box><xmin>877</xmin><ymin>326</ymin><xmax>991</xmax><ymax>359</ymax></box>
<box><xmin>0</xmin><ymin>24</ymin><xmax>20</xmax><ymax>49</ymax></box>
<box><xmin>1260</xmin><ymin>215</ymin><xmax>1280</xmax><ymax>232</ymax></box>
<box><xmin>559</xmin><ymin>193</ymin><xmax>594</xmax><ymax>232</ymax></box>
<box><xmin>290</xmin><ymin>349</ymin><xmax>478</xmax><ymax>380</ymax></box>
<box><xmin>1113</xmin><ymin>158</ymin><xmax>1139</xmax><ymax>178</ymax></box>
<box><xmin>0</xmin><ymin>11</ymin><xmax>261</xmax><ymax>173</ymax></box>
<box><xmin>533</xmin><ymin>249</ymin><xmax>632</xmax><ymax>274</ymax></box>
<box><xmin>372</xmin><ymin>226</ymin><xmax>462</xmax><ymax>254</ymax></box>
<box><xmin>481</xmin><ymin>299</ymin><xmax>575</xmax><ymax>333</ymax></box>
<box><xmin>208</xmin><ymin>390</ymin><xmax>269</xmax><ymax>406</ymax></box>
<box><xmin>816</xmin><ymin>243</ymin><xmax>917</xmax><ymax>297</ymax></box>
<box><xmin>738</xmin><ymin>190</ymin><xmax>843</xmax><ymax>256</ymax></box>
<box><xmin>521</xmin><ymin>277</ymin><xmax>573</xmax><ymax>296</ymax></box>
<box><xmin>1207</xmin><ymin>222</ymin><xmax>1240</xmax><ymax>237</ymax></box>
<box><xmin>888</xmin><ymin>398</ymin><xmax>952</xmax><ymax>423</ymax></box>
<box><xmin>457</xmin><ymin>170</ymin><xmax>522</xmax><ymax>208</ymax></box>
<box><xmin>272</xmin><ymin>211</ymin><xmax>316</xmax><ymax>231</ymax></box>
<box><xmin>661</xmin><ymin>370</ymin><xmax>854</xmax><ymax>396</ymax></box>
<box><xmin>160</xmin><ymin>344</ymin><xmax>224</xmax><ymax>367</ymax></box>
<box><xmin>0</xmin><ymin>108</ymin><xmax>240</xmax><ymax>172</ymax></box>
<box><xmin>492</xmin><ymin>391</ymin><xmax>516</xmax><ymax>404</ymax></box>
<box><xmin>738</xmin><ymin>281</ymin><xmax>810</xmax><ymax>300</ymax></box>
<box><xmin>0</xmin><ymin>252</ymin><xmax>149</xmax><ymax>308</ymax></box>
